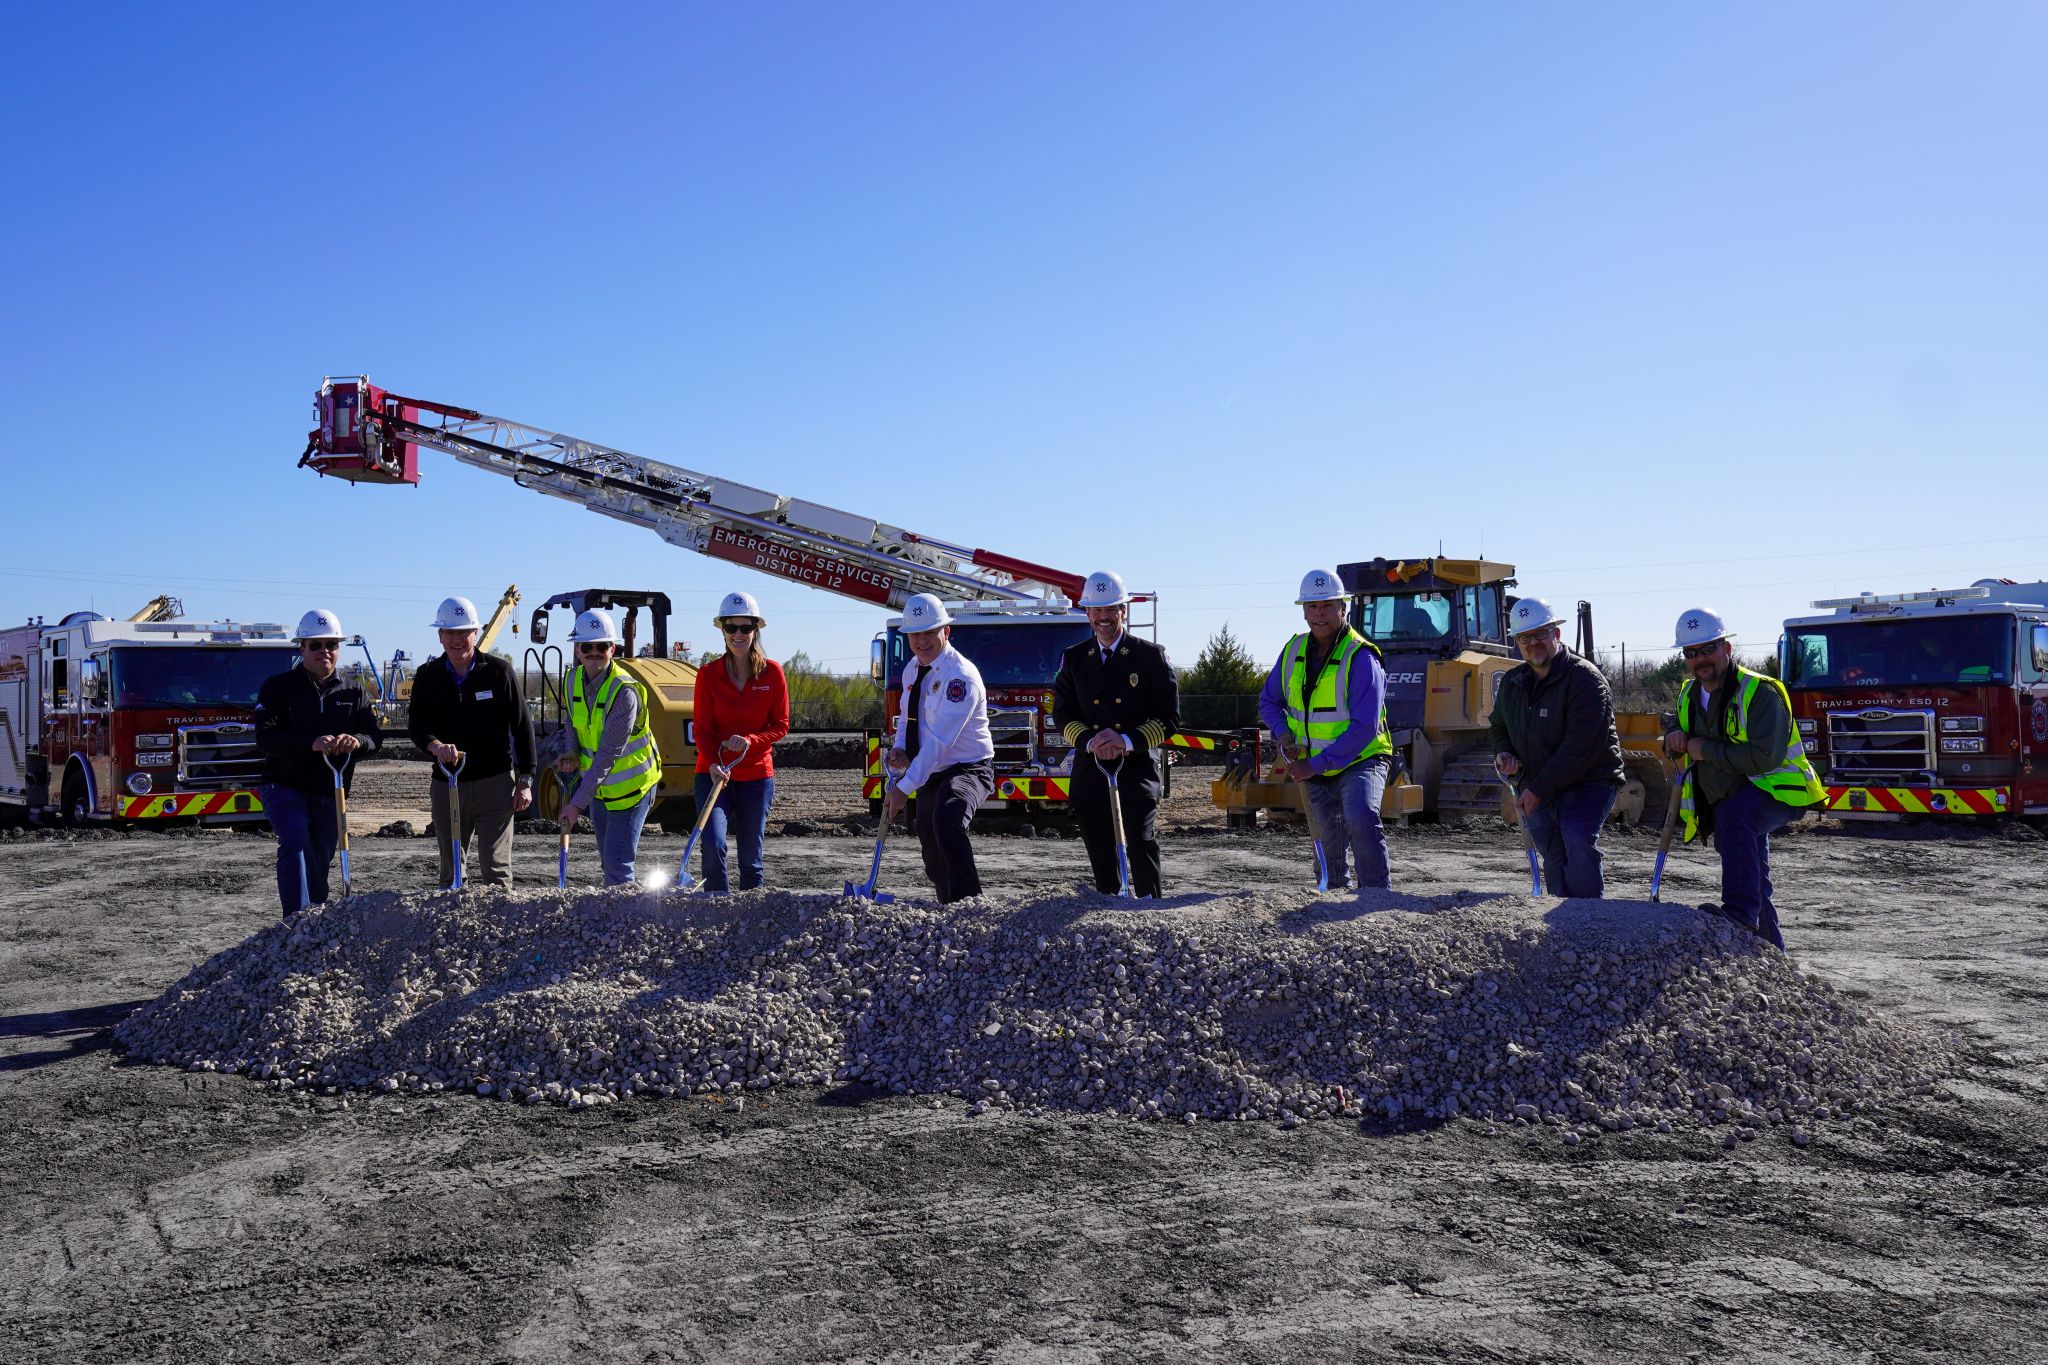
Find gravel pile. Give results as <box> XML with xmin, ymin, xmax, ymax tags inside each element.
<box><xmin>115</xmin><ymin>887</ymin><xmax>1957</xmax><ymax>1140</ymax></box>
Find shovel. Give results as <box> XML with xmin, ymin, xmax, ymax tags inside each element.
<box><xmin>324</xmin><ymin>750</ymin><xmax>352</xmax><ymax>898</ymax></box>
<box><xmin>1099</xmin><ymin>751</ymin><xmax>1135</xmax><ymax>898</ymax></box>
<box><xmin>1498</xmin><ymin>768</ymin><xmax>1543</xmax><ymax>897</ymax></box>
<box><xmin>435</xmin><ymin>751</ymin><xmax>467</xmax><ymax>891</ymax></box>
<box><xmin>844</xmin><ymin>810</ymin><xmax>896</xmax><ymax>903</ymax></box>
<box><xmin>677</xmin><ymin>741</ymin><xmax>745</xmax><ymax>890</ymax></box>
<box><xmin>1652</xmin><ymin>761</ymin><xmax>1691</xmax><ymax>903</ymax></box>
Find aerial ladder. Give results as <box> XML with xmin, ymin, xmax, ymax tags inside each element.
<box><xmin>298</xmin><ymin>377</ymin><xmax>1086</xmax><ymax>611</ymax></box>
<box><xmin>297</xmin><ymin>377</ymin><xmax>1233</xmax><ymax>822</ymax></box>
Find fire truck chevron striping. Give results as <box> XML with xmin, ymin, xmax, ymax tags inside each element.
<box><xmin>1821</xmin><ymin>786</ymin><xmax>2007</xmax><ymax>816</ymax></box>
<box><xmin>119</xmin><ymin>790</ymin><xmax>269</xmax><ymax>819</ymax></box>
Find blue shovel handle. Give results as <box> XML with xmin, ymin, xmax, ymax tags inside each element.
<box><xmin>1312</xmin><ymin>840</ymin><xmax>1330</xmax><ymax>892</ymax></box>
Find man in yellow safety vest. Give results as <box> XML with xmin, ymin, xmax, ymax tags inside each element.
<box><xmin>1258</xmin><ymin>568</ymin><xmax>1394</xmax><ymax>890</ymax></box>
<box><xmin>1663</xmin><ymin>606</ymin><xmax>1824</xmax><ymax>950</ymax></box>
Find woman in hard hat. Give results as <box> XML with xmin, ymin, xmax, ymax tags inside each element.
<box><xmin>554</xmin><ymin>608</ymin><xmax>661</xmax><ymax>886</ymax></box>
<box><xmin>690</xmin><ymin>591</ymin><xmax>790</xmax><ymax>891</ymax></box>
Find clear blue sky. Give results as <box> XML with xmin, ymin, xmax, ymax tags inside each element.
<box><xmin>4</xmin><ymin>3</ymin><xmax>2043</xmax><ymax>681</ymax></box>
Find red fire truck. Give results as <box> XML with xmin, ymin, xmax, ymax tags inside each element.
<box><xmin>0</xmin><ymin>611</ymin><xmax>298</xmax><ymax>826</ymax></box>
<box><xmin>1780</xmin><ymin>579</ymin><xmax>2048</xmax><ymax>822</ymax></box>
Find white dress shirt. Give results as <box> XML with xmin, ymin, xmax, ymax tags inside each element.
<box><xmin>892</xmin><ymin>644</ymin><xmax>994</xmax><ymax>795</ymax></box>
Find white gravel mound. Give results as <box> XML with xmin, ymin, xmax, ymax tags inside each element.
<box><xmin>115</xmin><ymin>886</ymin><xmax>1957</xmax><ymax>1135</ymax></box>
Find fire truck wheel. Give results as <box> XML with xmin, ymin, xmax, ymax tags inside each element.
<box><xmin>60</xmin><ymin>769</ymin><xmax>91</xmax><ymax>827</ymax></box>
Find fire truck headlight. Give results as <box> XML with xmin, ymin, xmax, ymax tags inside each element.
<box><xmin>1939</xmin><ymin>716</ymin><xmax>1985</xmax><ymax>733</ymax></box>
<box><xmin>1940</xmin><ymin>737</ymin><xmax>1986</xmax><ymax>754</ymax></box>
<box><xmin>1801</xmin><ymin>739</ymin><xmax>1818</xmax><ymax>754</ymax></box>
<box><xmin>138</xmin><ymin>733</ymin><xmax>174</xmax><ymax>749</ymax></box>
<box><xmin>126</xmin><ymin>773</ymin><xmax>153</xmax><ymax>795</ymax></box>
<box><xmin>1795</xmin><ymin>717</ymin><xmax>1816</xmax><ymax>735</ymax></box>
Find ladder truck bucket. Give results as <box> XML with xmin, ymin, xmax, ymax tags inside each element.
<box><xmin>300</xmin><ymin>376</ymin><xmax>421</xmax><ymax>486</ymax></box>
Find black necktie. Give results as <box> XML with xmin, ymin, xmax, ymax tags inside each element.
<box><xmin>905</xmin><ymin>663</ymin><xmax>932</xmax><ymax>760</ymax></box>
<box><xmin>1100</xmin><ymin>647</ymin><xmax>1112</xmax><ymax>668</ymax></box>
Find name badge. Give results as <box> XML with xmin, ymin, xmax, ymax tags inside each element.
<box><xmin>476</xmin><ymin>689</ymin><xmax>495</xmax><ymax>700</ymax></box>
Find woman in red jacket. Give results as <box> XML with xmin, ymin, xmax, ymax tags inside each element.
<box><xmin>692</xmin><ymin>590</ymin><xmax>791</xmax><ymax>891</ymax></box>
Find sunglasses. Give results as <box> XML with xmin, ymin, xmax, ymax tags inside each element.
<box><xmin>577</xmin><ymin>642</ymin><xmax>614</xmax><ymax>655</ymax></box>
<box><xmin>302</xmin><ymin>641</ymin><xmax>341</xmax><ymax>652</ymax></box>
<box><xmin>1681</xmin><ymin>642</ymin><xmax>1722</xmax><ymax>660</ymax></box>
<box><xmin>722</xmin><ymin>623</ymin><xmax>757</xmax><ymax>635</ymax></box>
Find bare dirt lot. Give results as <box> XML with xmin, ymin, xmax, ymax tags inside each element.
<box><xmin>3</xmin><ymin>761</ymin><xmax>2045</xmax><ymax>1363</ymax></box>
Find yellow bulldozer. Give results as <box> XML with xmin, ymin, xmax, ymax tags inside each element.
<box><xmin>522</xmin><ymin>588</ymin><xmax>702</xmax><ymax>835</ymax></box>
<box><xmin>1213</xmin><ymin>557</ymin><xmax>1668</xmax><ymax>827</ymax></box>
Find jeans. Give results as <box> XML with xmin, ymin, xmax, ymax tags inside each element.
<box><xmin>263</xmin><ymin>783</ymin><xmax>338</xmax><ymax>917</ymax></box>
<box><xmin>694</xmin><ymin>772</ymin><xmax>774</xmax><ymax>892</ymax></box>
<box><xmin>1711</xmin><ymin>783</ymin><xmax>1804</xmax><ymax>950</ymax></box>
<box><xmin>588</xmin><ymin>787</ymin><xmax>655</xmax><ymax>887</ymax></box>
<box><xmin>1302</xmin><ymin>756</ymin><xmax>1391</xmax><ymax>890</ymax></box>
<box><xmin>1521</xmin><ymin>781</ymin><xmax>1620</xmax><ymax>899</ymax></box>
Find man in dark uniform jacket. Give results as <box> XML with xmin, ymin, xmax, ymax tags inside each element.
<box><xmin>1052</xmin><ymin>569</ymin><xmax>1181</xmax><ymax>898</ymax></box>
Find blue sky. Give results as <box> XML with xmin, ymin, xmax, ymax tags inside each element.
<box><xmin>4</xmin><ymin>3</ymin><xmax>2043</xmax><ymax>682</ymax></box>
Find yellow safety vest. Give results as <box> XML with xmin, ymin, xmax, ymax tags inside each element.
<box><xmin>1281</xmin><ymin>629</ymin><xmax>1392</xmax><ymax>773</ymax></box>
<box><xmin>568</xmin><ymin>664</ymin><xmax>660</xmax><ymax>811</ymax></box>
<box><xmin>1675</xmin><ymin>666</ymin><xmax>1824</xmax><ymax>843</ymax></box>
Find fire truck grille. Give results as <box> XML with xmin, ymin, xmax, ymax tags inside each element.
<box><xmin>1824</xmin><ymin>707</ymin><xmax>1935</xmax><ymax>784</ymax></box>
<box><xmin>987</xmin><ymin>706</ymin><xmax>1040</xmax><ymax>767</ymax></box>
<box><xmin>178</xmin><ymin>722</ymin><xmax>265</xmax><ymax>791</ymax></box>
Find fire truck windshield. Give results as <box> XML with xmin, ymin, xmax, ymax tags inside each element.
<box><xmin>943</xmin><ymin>621</ymin><xmax>1093</xmax><ymax>687</ymax></box>
<box><xmin>111</xmin><ymin>647</ymin><xmax>296</xmax><ymax>708</ymax></box>
<box><xmin>1785</xmin><ymin>616</ymin><xmax>2012</xmax><ymax>689</ymax></box>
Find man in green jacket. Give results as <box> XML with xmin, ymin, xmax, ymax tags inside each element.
<box><xmin>1663</xmin><ymin>607</ymin><xmax>1825</xmax><ymax>950</ymax></box>
<box><xmin>1488</xmin><ymin>597</ymin><xmax>1626</xmax><ymax>897</ymax></box>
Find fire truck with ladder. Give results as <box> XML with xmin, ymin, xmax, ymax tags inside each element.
<box><xmin>297</xmin><ymin>377</ymin><xmax>1227</xmax><ymax>823</ymax></box>
<box><xmin>1</xmin><ymin>606</ymin><xmax>298</xmax><ymax>826</ymax></box>
<box><xmin>1780</xmin><ymin>579</ymin><xmax>2048</xmax><ymax>823</ymax></box>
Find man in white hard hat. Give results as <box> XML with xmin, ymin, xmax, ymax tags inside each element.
<box><xmin>1664</xmin><ymin>608</ymin><xmax>1824</xmax><ymax>950</ymax></box>
<box><xmin>1488</xmin><ymin>596</ymin><xmax>1627</xmax><ymax>897</ymax></box>
<box><xmin>1258</xmin><ymin>569</ymin><xmax>1394</xmax><ymax>889</ymax></box>
<box><xmin>408</xmin><ymin>595</ymin><xmax>537</xmax><ymax>888</ymax></box>
<box><xmin>1052</xmin><ymin>570</ymin><xmax>1181</xmax><ymax>897</ymax></box>
<box><xmin>253</xmin><ymin>609</ymin><xmax>382</xmax><ymax>916</ymax></box>
<box><xmin>883</xmin><ymin>593</ymin><xmax>995</xmax><ymax>902</ymax></box>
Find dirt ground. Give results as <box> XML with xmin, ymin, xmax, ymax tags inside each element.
<box><xmin>3</xmin><ymin>761</ymin><xmax>2044</xmax><ymax>1363</ymax></box>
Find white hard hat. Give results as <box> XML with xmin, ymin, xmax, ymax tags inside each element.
<box><xmin>567</xmin><ymin>608</ymin><xmax>621</xmax><ymax>645</ymax></box>
<box><xmin>901</xmin><ymin>593</ymin><xmax>954</xmax><ymax>631</ymax></box>
<box><xmin>1296</xmin><ymin>568</ymin><xmax>1347</xmax><ymax>605</ymax></box>
<box><xmin>293</xmin><ymin>608</ymin><xmax>345</xmax><ymax>642</ymax></box>
<box><xmin>430</xmin><ymin>595</ymin><xmax>482</xmax><ymax>631</ymax></box>
<box><xmin>1673</xmin><ymin>607</ymin><xmax>1733</xmax><ymax>649</ymax></box>
<box><xmin>1509</xmin><ymin>597</ymin><xmax>1563</xmax><ymax>637</ymax></box>
<box><xmin>1078</xmin><ymin>570</ymin><xmax>1128</xmax><ymax>608</ymax></box>
<box><xmin>715</xmin><ymin>590</ymin><xmax>763</xmax><ymax>625</ymax></box>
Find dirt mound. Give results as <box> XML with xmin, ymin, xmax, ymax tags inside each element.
<box><xmin>114</xmin><ymin>884</ymin><xmax>1956</xmax><ymax>1144</ymax></box>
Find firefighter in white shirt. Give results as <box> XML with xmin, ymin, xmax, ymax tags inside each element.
<box><xmin>883</xmin><ymin>593</ymin><xmax>996</xmax><ymax>903</ymax></box>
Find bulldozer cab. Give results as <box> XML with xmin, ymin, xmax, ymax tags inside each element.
<box><xmin>528</xmin><ymin>589</ymin><xmax>672</xmax><ymax>658</ymax></box>
<box><xmin>1338</xmin><ymin>558</ymin><xmax>1516</xmax><ymax>658</ymax></box>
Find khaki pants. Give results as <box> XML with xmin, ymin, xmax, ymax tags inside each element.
<box><xmin>432</xmin><ymin>772</ymin><xmax>516</xmax><ymax>887</ymax></box>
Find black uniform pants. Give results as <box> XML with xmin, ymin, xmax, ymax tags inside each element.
<box><xmin>1071</xmin><ymin>760</ymin><xmax>1163</xmax><ymax>898</ymax></box>
<box><xmin>914</xmin><ymin>760</ymin><xmax>993</xmax><ymax>903</ymax></box>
